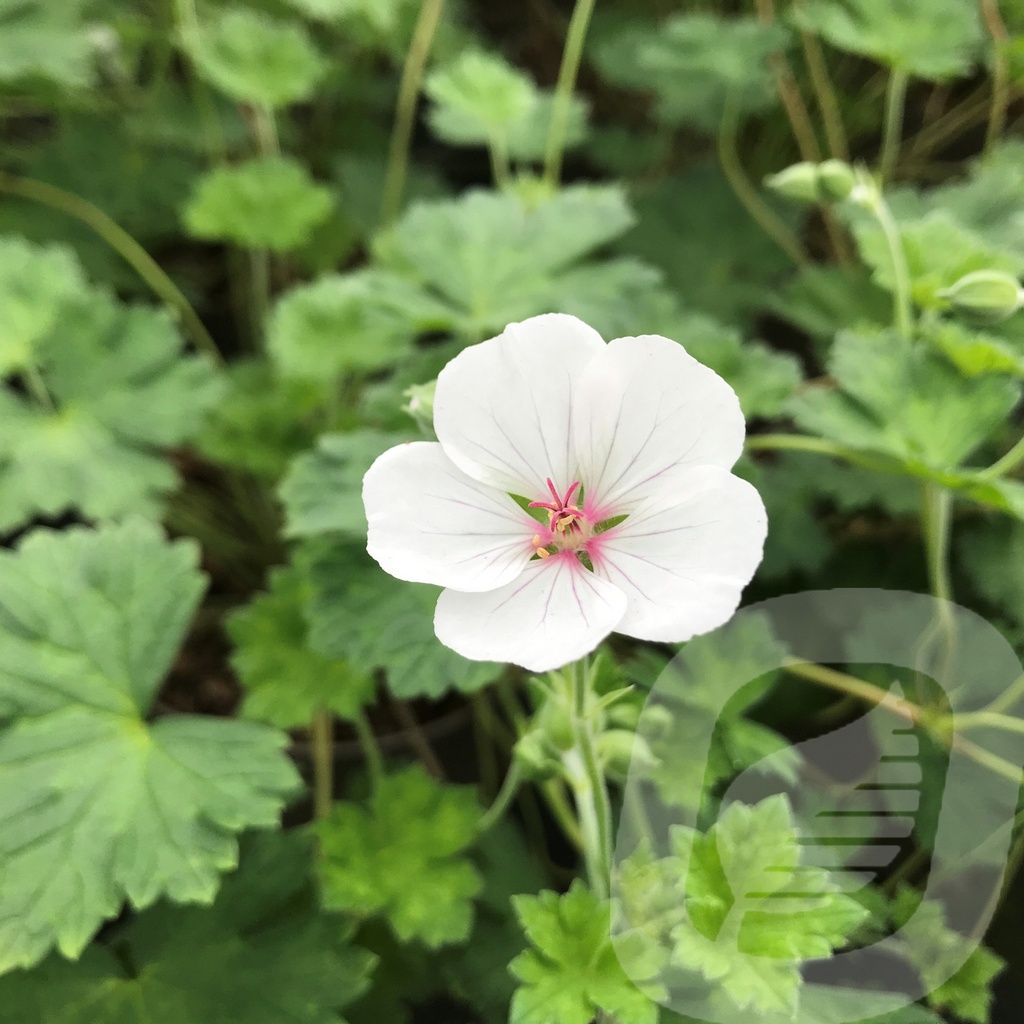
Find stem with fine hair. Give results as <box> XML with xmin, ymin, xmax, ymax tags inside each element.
<box><xmin>796</xmin><ymin>16</ymin><xmax>849</xmax><ymax>160</ymax></box>
<box><xmin>717</xmin><ymin>99</ymin><xmax>807</xmax><ymax>267</ymax></box>
<box><xmin>477</xmin><ymin>761</ymin><xmax>523</xmax><ymax>834</ymax></box>
<box><xmin>311</xmin><ymin>709</ymin><xmax>334</xmax><ymax>820</ymax></box>
<box><xmin>543</xmin><ymin>0</ymin><xmax>598</xmax><ymax>186</ymax></box>
<box><xmin>867</xmin><ymin>191</ymin><xmax>913</xmax><ymax>340</ymax></box>
<box><xmin>0</xmin><ymin>173</ymin><xmax>221</xmax><ymax>363</ymax></box>
<box><xmin>354</xmin><ymin>712</ymin><xmax>384</xmax><ymax>789</ymax></box>
<box><xmin>980</xmin><ymin>0</ymin><xmax>1011</xmax><ymax>154</ymax></box>
<box><xmin>978</xmin><ymin>431</ymin><xmax>1024</xmax><ymax>480</ymax></box>
<box><xmin>379</xmin><ymin>0</ymin><xmax>445</xmax><ymax>224</ymax></box>
<box><xmin>879</xmin><ymin>68</ymin><xmax>909</xmax><ymax>183</ymax></box>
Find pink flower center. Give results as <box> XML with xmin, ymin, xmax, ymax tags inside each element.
<box><xmin>528</xmin><ymin>478</ymin><xmax>596</xmax><ymax>561</ymax></box>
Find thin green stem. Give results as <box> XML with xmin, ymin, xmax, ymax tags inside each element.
<box><xmin>0</xmin><ymin>173</ymin><xmax>221</xmax><ymax>363</ymax></box>
<box><xmin>717</xmin><ymin>100</ymin><xmax>807</xmax><ymax>267</ymax></box>
<box><xmin>379</xmin><ymin>0</ymin><xmax>445</xmax><ymax>225</ymax></box>
<box><xmin>253</xmin><ymin>104</ymin><xmax>280</xmax><ymax>156</ymax></box>
<box><xmin>24</xmin><ymin>363</ymin><xmax>54</xmax><ymax>411</ymax></box>
<box><xmin>543</xmin><ymin>0</ymin><xmax>597</xmax><ymax>186</ymax></box>
<box><xmin>978</xmin><ymin>432</ymin><xmax>1024</xmax><ymax>480</ymax></box>
<box><xmin>879</xmin><ymin>68</ymin><xmax>909</xmax><ymax>184</ymax></box>
<box><xmin>797</xmin><ymin>19</ymin><xmax>849</xmax><ymax>160</ymax></box>
<box><xmin>311</xmin><ymin>709</ymin><xmax>334</xmax><ymax>821</ymax></box>
<box><xmin>980</xmin><ymin>0</ymin><xmax>1012</xmax><ymax>155</ymax></box>
<box><xmin>869</xmin><ymin>193</ymin><xmax>914</xmax><ymax>340</ymax></box>
<box><xmin>745</xmin><ymin>432</ymin><xmax>897</xmax><ymax>474</ymax></box>
<box><xmin>477</xmin><ymin>762</ymin><xmax>523</xmax><ymax>834</ymax></box>
<box><xmin>983</xmin><ymin>672</ymin><xmax>1024</xmax><ymax>715</ymax></box>
<box><xmin>955</xmin><ymin>710</ymin><xmax>1024</xmax><ymax>735</ymax></box>
<box><xmin>918</xmin><ymin>483</ymin><xmax>957</xmax><ymax>691</ymax></box>
<box><xmin>488</xmin><ymin>132</ymin><xmax>512</xmax><ymax>190</ymax></box>
<box><xmin>354</xmin><ymin>712</ymin><xmax>384</xmax><ymax>789</ymax></box>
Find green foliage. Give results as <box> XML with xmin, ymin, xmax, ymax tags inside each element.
<box><xmin>792</xmin><ymin>0</ymin><xmax>984</xmax><ymax>80</ymax></box>
<box><xmin>0</xmin><ymin>0</ymin><xmax>99</xmax><ymax>89</ymax></box>
<box><xmin>317</xmin><ymin>765</ymin><xmax>482</xmax><ymax>947</ymax></box>
<box><xmin>509</xmin><ymin>881</ymin><xmax>660</xmax><ymax>1024</ymax></box>
<box><xmin>279</xmin><ymin>430</ymin><xmax>412</xmax><ymax>539</ymax></box>
<box><xmin>619</xmin><ymin>797</ymin><xmax>867</xmax><ymax>1017</ymax></box>
<box><xmin>0</xmin><ymin>289</ymin><xmax>222</xmax><ymax>530</ymax></box>
<box><xmin>791</xmin><ymin>330</ymin><xmax>1020</xmax><ymax>471</ymax></box>
<box><xmin>0</xmin><ymin>831</ymin><xmax>375</xmax><ymax>1023</ymax></box>
<box><xmin>197</xmin><ymin>359</ymin><xmax>326</xmax><ymax>479</ymax></box>
<box><xmin>268</xmin><ymin>270</ymin><xmax>451</xmax><ymax>379</ymax></box>
<box><xmin>0</xmin><ymin>521</ymin><xmax>300</xmax><ymax>973</ymax></box>
<box><xmin>0</xmin><ymin>237</ymin><xmax>85</xmax><ymax>375</ymax></box>
<box><xmin>594</xmin><ymin>13</ymin><xmax>787</xmax><ymax>129</ymax></box>
<box><xmin>228</xmin><ymin>560</ymin><xmax>375</xmax><ymax>729</ymax></box>
<box><xmin>373</xmin><ymin>184</ymin><xmax>637</xmax><ymax>337</ymax></box>
<box><xmin>306</xmin><ymin>542</ymin><xmax>501</xmax><ymax>698</ymax></box>
<box><xmin>188</xmin><ymin>8</ymin><xmax>324</xmax><ymax>109</ymax></box>
<box><xmin>183</xmin><ymin>157</ymin><xmax>334</xmax><ymax>251</ymax></box>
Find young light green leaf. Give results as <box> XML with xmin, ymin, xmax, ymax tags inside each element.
<box><xmin>373</xmin><ymin>185</ymin><xmax>635</xmax><ymax>336</ymax></box>
<box><xmin>510</xmin><ymin>881</ymin><xmax>660</xmax><ymax>1024</ymax></box>
<box><xmin>197</xmin><ymin>358</ymin><xmax>326</xmax><ymax>479</ymax></box>
<box><xmin>184</xmin><ymin>157</ymin><xmax>334</xmax><ymax>252</ymax></box>
<box><xmin>0</xmin><ymin>237</ymin><xmax>85</xmax><ymax>375</ymax></box>
<box><xmin>188</xmin><ymin>8</ymin><xmax>324</xmax><ymax>108</ymax></box>
<box><xmin>318</xmin><ymin>765</ymin><xmax>482</xmax><ymax>948</ymax></box>
<box><xmin>790</xmin><ymin>330</ymin><xmax>1020</xmax><ymax>471</ymax></box>
<box><xmin>792</xmin><ymin>0</ymin><xmax>984</xmax><ymax>80</ymax></box>
<box><xmin>426</xmin><ymin>51</ymin><xmax>539</xmax><ymax>142</ymax></box>
<box><xmin>306</xmin><ymin>541</ymin><xmax>501</xmax><ymax>698</ymax></box>
<box><xmin>279</xmin><ymin>430</ymin><xmax>412</xmax><ymax>539</ymax></box>
<box><xmin>923</xmin><ymin>320</ymin><xmax>1024</xmax><ymax>378</ymax></box>
<box><xmin>0</xmin><ymin>290</ymin><xmax>222</xmax><ymax>531</ymax></box>
<box><xmin>228</xmin><ymin>561</ymin><xmax>375</xmax><ymax>729</ymax></box>
<box><xmin>0</xmin><ymin>830</ymin><xmax>375</xmax><ymax>1023</ymax></box>
<box><xmin>0</xmin><ymin>521</ymin><xmax>301</xmax><ymax>973</ymax></box>
<box><xmin>268</xmin><ymin>270</ymin><xmax>452</xmax><ymax>379</ymax></box>
<box><xmin>0</xmin><ymin>0</ymin><xmax>98</xmax><ymax>88</ymax></box>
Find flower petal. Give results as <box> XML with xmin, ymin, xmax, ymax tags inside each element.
<box><xmin>364</xmin><ymin>441</ymin><xmax>536</xmax><ymax>592</ymax></box>
<box><xmin>434</xmin><ymin>553</ymin><xmax>627</xmax><ymax>672</ymax></box>
<box><xmin>573</xmin><ymin>334</ymin><xmax>745</xmax><ymax>514</ymax></box>
<box><xmin>434</xmin><ymin>313</ymin><xmax>606</xmax><ymax>498</ymax></box>
<box><xmin>591</xmin><ymin>465</ymin><xmax>766</xmax><ymax>642</ymax></box>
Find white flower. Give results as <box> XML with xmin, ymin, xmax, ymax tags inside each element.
<box><xmin>362</xmin><ymin>313</ymin><xmax>767</xmax><ymax>673</ymax></box>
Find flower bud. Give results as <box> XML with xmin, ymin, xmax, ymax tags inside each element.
<box><xmin>765</xmin><ymin>162</ymin><xmax>821</xmax><ymax>204</ymax></box>
<box><xmin>537</xmin><ymin>700</ymin><xmax>575</xmax><ymax>752</ymax></box>
<box><xmin>816</xmin><ymin>160</ymin><xmax>856</xmax><ymax>201</ymax></box>
<box><xmin>513</xmin><ymin>730</ymin><xmax>560</xmax><ymax>782</ymax></box>
<box><xmin>402</xmin><ymin>380</ymin><xmax>436</xmax><ymax>432</ymax></box>
<box><xmin>597</xmin><ymin>729</ymin><xmax>658</xmax><ymax>781</ymax></box>
<box><xmin>940</xmin><ymin>270</ymin><xmax>1024</xmax><ymax>321</ymax></box>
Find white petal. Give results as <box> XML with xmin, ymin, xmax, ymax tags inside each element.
<box><xmin>364</xmin><ymin>441</ymin><xmax>536</xmax><ymax>592</ymax></box>
<box><xmin>573</xmin><ymin>335</ymin><xmax>745</xmax><ymax>514</ymax></box>
<box><xmin>434</xmin><ymin>313</ymin><xmax>606</xmax><ymax>498</ymax></box>
<box><xmin>591</xmin><ymin>466</ymin><xmax>767</xmax><ymax>642</ymax></box>
<box><xmin>434</xmin><ymin>554</ymin><xmax>627</xmax><ymax>672</ymax></box>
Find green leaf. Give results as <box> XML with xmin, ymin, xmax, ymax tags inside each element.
<box><xmin>373</xmin><ymin>184</ymin><xmax>636</xmax><ymax>337</ymax></box>
<box><xmin>621</xmin><ymin>798</ymin><xmax>867</xmax><ymax>1017</ymax></box>
<box><xmin>228</xmin><ymin>560</ymin><xmax>375</xmax><ymax>729</ymax></box>
<box><xmin>306</xmin><ymin>541</ymin><xmax>501</xmax><ymax>699</ymax></box>
<box><xmin>0</xmin><ymin>0</ymin><xmax>98</xmax><ymax>89</ymax></box>
<box><xmin>959</xmin><ymin>519</ymin><xmax>1024</xmax><ymax>632</ymax></box>
<box><xmin>622</xmin><ymin>163</ymin><xmax>795</xmax><ymax>324</ymax></box>
<box><xmin>279</xmin><ymin>430</ymin><xmax>412</xmax><ymax>539</ymax></box>
<box><xmin>268</xmin><ymin>270</ymin><xmax>451</xmax><ymax>379</ymax></box>
<box><xmin>851</xmin><ymin>210</ymin><xmax>1023</xmax><ymax>312</ymax></box>
<box><xmin>0</xmin><ymin>831</ymin><xmax>375</xmax><ymax>1023</ymax></box>
<box><xmin>594</xmin><ymin>13</ymin><xmax>787</xmax><ymax>130</ymax></box>
<box><xmin>184</xmin><ymin>157</ymin><xmax>334</xmax><ymax>252</ymax></box>
<box><xmin>318</xmin><ymin>765</ymin><xmax>482</xmax><ymax>948</ymax></box>
<box><xmin>0</xmin><ymin>521</ymin><xmax>301</xmax><ymax>973</ymax></box>
<box><xmin>509</xmin><ymin>881</ymin><xmax>660</xmax><ymax>1024</ymax></box>
<box><xmin>792</xmin><ymin>0</ymin><xmax>984</xmax><ymax>80</ymax></box>
<box><xmin>0</xmin><ymin>290</ymin><xmax>223</xmax><ymax>530</ymax></box>
<box><xmin>0</xmin><ymin>237</ymin><xmax>86</xmax><ymax>375</ymax></box>
<box><xmin>790</xmin><ymin>330</ymin><xmax>1020</xmax><ymax>471</ymax></box>
<box><xmin>923</xmin><ymin>319</ymin><xmax>1024</xmax><ymax>377</ymax></box>
<box><xmin>426</xmin><ymin>50</ymin><xmax>539</xmax><ymax>142</ymax></box>
<box><xmin>188</xmin><ymin>8</ymin><xmax>324</xmax><ymax>108</ymax></box>
<box><xmin>891</xmin><ymin>887</ymin><xmax>1005</xmax><ymax>1023</ymax></box>
<box><xmin>197</xmin><ymin>358</ymin><xmax>326</xmax><ymax>479</ymax></box>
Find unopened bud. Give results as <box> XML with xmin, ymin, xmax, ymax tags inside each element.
<box><xmin>513</xmin><ymin>730</ymin><xmax>560</xmax><ymax>782</ymax></box>
<box><xmin>765</xmin><ymin>162</ymin><xmax>821</xmax><ymax>204</ymax></box>
<box><xmin>402</xmin><ymin>380</ymin><xmax>436</xmax><ymax>433</ymax></box>
<box><xmin>537</xmin><ymin>700</ymin><xmax>575</xmax><ymax>752</ymax></box>
<box><xmin>817</xmin><ymin>159</ymin><xmax>856</xmax><ymax>201</ymax></box>
<box><xmin>940</xmin><ymin>270</ymin><xmax>1024</xmax><ymax>321</ymax></box>
<box><xmin>597</xmin><ymin>729</ymin><xmax>658</xmax><ymax>781</ymax></box>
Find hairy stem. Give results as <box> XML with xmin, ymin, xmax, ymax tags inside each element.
<box><xmin>543</xmin><ymin>0</ymin><xmax>598</xmax><ymax>186</ymax></box>
<box><xmin>879</xmin><ymin>68</ymin><xmax>909</xmax><ymax>183</ymax></box>
<box><xmin>980</xmin><ymin>0</ymin><xmax>1011</xmax><ymax>154</ymax></box>
<box><xmin>354</xmin><ymin>712</ymin><xmax>384</xmax><ymax>789</ymax></box>
<box><xmin>797</xmin><ymin>17</ymin><xmax>849</xmax><ymax>160</ymax></box>
<box><xmin>477</xmin><ymin>762</ymin><xmax>523</xmax><ymax>834</ymax></box>
<box><xmin>380</xmin><ymin>0</ymin><xmax>445</xmax><ymax>224</ymax></box>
